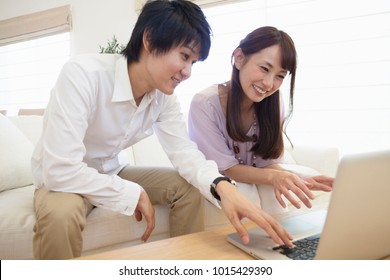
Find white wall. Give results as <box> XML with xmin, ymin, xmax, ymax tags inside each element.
<box><xmin>0</xmin><ymin>0</ymin><xmax>138</xmax><ymax>55</ymax></box>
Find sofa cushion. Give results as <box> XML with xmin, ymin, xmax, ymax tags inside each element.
<box><xmin>0</xmin><ymin>185</ymin><xmax>35</xmax><ymax>259</ymax></box>
<box><xmin>82</xmin><ymin>204</ymin><xmax>170</xmax><ymax>254</ymax></box>
<box><xmin>0</xmin><ymin>114</ymin><xmax>34</xmax><ymax>192</ymax></box>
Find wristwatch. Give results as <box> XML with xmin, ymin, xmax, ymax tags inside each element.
<box><xmin>210</xmin><ymin>176</ymin><xmax>236</xmax><ymax>201</ymax></box>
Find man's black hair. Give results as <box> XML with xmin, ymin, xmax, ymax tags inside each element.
<box><xmin>122</xmin><ymin>0</ymin><xmax>212</xmax><ymax>63</ymax></box>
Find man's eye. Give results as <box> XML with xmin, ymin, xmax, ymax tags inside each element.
<box><xmin>182</xmin><ymin>53</ymin><xmax>190</xmax><ymax>60</ymax></box>
<box><xmin>278</xmin><ymin>75</ymin><xmax>286</xmax><ymax>80</ymax></box>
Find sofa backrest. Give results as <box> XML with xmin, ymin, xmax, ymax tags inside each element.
<box><xmin>131</xmin><ymin>134</ymin><xmax>172</xmax><ymax>167</ymax></box>
<box><xmin>8</xmin><ymin>115</ymin><xmax>297</xmax><ymax>169</ymax></box>
<box><xmin>8</xmin><ymin>115</ymin><xmax>44</xmax><ymax>146</ymax></box>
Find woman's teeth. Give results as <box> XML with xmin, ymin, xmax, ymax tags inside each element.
<box><xmin>253</xmin><ymin>85</ymin><xmax>267</xmax><ymax>95</ymax></box>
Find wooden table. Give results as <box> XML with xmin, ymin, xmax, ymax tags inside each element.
<box><xmin>77</xmin><ymin>223</ymin><xmax>255</xmax><ymax>260</ymax></box>
<box><xmin>77</xmin><ymin>220</ymin><xmax>390</xmax><ymax>260</ymax></box>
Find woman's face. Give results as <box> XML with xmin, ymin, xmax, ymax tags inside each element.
<box><xmin>144</xmin><ymin>42</ymin><xmax>200</xmax><ymax>95</ymax></box>
<box><xmin>234</xmin><ymin>44</ymin><xmax>288</xmax><ymax>104</ymax></box>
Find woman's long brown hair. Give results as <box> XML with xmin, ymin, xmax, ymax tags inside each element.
<box><xmin>226</xmin><ymin>26</ymin><xmax>297</xmax><ymax>159</ymax></box>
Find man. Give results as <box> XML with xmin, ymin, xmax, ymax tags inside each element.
<box><xmin>32</xmin><ymin>0</ymin><xmax>292</xmax><ymax>260</ymax></box>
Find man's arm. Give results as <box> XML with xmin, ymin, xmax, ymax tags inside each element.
<box><xmin>215</xmin><ymin>180</ymin><xmax>294</xmax><ymax>247</ymax></box>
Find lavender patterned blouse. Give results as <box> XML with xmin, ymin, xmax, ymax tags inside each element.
<box><xmin>188</xmin><ymin>84</ymin><xmax>282</xmax><ymax>173</ymax></box>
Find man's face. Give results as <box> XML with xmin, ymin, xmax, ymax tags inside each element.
<box><xmin>145</xmin><ymin>42</ymin><xmax>201</xmax><ymax>95</ymax></box>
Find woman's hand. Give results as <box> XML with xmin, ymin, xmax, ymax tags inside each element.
<box><xmin>217</xmin><ymin>181</ymin><xmax>293</xmax><ymax>247</ymax></box>
<box><xmin>303</xmin><ymin>175</ymin><xmax>334</xmax><ymax>192</ymax></box>
<box><xmin>271</xmin><ymin>170</ymin><xmax>316</xmax><ymax>209</ymax></box>
<box><xmin>271</xmin><ymin>171</ymin><xmax>334</xmax><ymax>209</ymax></box>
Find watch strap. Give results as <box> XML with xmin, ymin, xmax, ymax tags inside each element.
<box><xmin>210</xmin><ymin>176</ymin><xmax>236</xmax><ymax>201</ymax></box>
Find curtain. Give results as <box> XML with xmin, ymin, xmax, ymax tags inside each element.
<box><xmin>0</xmin><ymin>5</ymin><xmax>71</xmax><ymax>46</ymax></box>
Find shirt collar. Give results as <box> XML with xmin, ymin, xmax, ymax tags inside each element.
<box><xmin>112</xmin><ymin>56</ymin><xmax>157</xmax><ymax>104</ymax></box>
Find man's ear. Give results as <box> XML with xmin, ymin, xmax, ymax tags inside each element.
<box><xmin>142</xmin><ymin>30</ymin><xmax>151</xmax><ymax>53</ymax></box>
<box><xmin>233</xmin><ymin>48</ymin><xmax>245</xmax><ymax>70</ymax></box>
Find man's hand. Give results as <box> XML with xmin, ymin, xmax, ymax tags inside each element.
<box><xmin>216</xmin><ymin>181</ymin><xmax>293</xmax><ymax>247</ymax></box>
<box><xmin>134</xmin><ymin>190</ymin><xmax>155</xmax><ymax>242</ymax></box>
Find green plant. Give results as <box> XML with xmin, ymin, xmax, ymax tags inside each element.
<box><xmin>99</xmin><ymin>35</ymin><xmax>125</xmax><ymax>54</ymax></box>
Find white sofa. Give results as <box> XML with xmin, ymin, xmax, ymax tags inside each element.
<box><xmin>0</xmin><ymin>114</ymin><xmax>339</xmax><ymax>260</ymax></box>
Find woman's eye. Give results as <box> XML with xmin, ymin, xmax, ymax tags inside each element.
<box><xmin>278</xmin><ymin>75</ymin><xmax>286</xmax><ymax>80</ymax></box>
<box><xmin>260</xmin><ymin>66</ymin><xmax>269</xmax><ymax>72</ymax></box>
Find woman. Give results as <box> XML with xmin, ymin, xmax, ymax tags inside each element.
<box><xmin>189</xmin><ymin>26</ymin><xmax>334</xmax><ymax>214</ymax></box>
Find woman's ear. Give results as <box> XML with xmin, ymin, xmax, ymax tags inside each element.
<box><xmin>233</xmin><ymin>48</ymin><xmax>245</xmax><ymax>70</ymax></box>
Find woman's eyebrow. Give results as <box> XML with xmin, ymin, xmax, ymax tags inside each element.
<box><xmin>263</xmin><ymin>60</ymin><xmax>288</xmax><ymax>73</ymax></box>
<box><xmin>263</xmin><ymin>61</ymin><xmax>274</xmax><ymax>69</ymax></box>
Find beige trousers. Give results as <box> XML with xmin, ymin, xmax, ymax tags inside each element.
<box><xmin>33</xmin><ymin>166</ymin><xmax>204</xmax><ymax>260</ymax></box>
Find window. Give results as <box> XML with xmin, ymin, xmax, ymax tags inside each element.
<box><xmin>0</xmin><ymin>33</ymin><xmax>70</xmax><ymax>115</ymax></box>
<box><xmin>175</xmin><ymin>0</ymin><xmax>390</xmax><ymax>156</ymax></box>
<box><xmin>0</xmin><ymin>5</ymin><xmax>71</xmax><ymax>115</ymax></box>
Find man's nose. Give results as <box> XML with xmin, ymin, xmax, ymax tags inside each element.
<box><xmin>181</xmin><ymin>63</ymin><xmax>192</xmax><ymax>80</ymax></box>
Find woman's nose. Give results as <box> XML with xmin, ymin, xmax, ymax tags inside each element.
<box><xmin>263</xmin><ymin>75</ymin><xmax>273</xmax><ymax>90</ymax></box>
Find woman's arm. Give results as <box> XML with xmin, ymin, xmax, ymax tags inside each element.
<box><xmin>225</xmin><ymin>162</ymin><xmax>333</xmax><ymax>209</ymax></box>
<box><xmin>224</xmin><ymin>163</ymin><xmax>314</xmax><ymax>208</ymax></box>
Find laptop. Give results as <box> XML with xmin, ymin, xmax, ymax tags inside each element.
<box><xmin>227</xmin><ymin>150</ymin><xmax>390</xmax><ymax>260</ymax></box>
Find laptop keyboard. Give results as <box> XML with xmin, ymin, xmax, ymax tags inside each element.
<box><xmin>272</xmin><ymin>234</ymin><xmax>320</xmax><ymax>260</ymax></box>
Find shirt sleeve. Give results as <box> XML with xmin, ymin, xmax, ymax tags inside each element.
<box><xmin>32</xmin><ymin>60</ymin><xmax>141</xmax><ymax>216</ymax></box>
<box><xmin>151</xmin><ymin>94</ymin><xmax>222</xmax><ymax>207</ymax></box>
<box><xmin>188</xmin><ymin>92</ymin><xmax>239</xmax><ymax>172</ymax></box>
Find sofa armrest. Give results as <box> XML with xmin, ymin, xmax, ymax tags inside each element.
<box><xmin>285</xmin><ymin>145</ymin><xmax>340</xmax><ymax>177</ymax></box>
